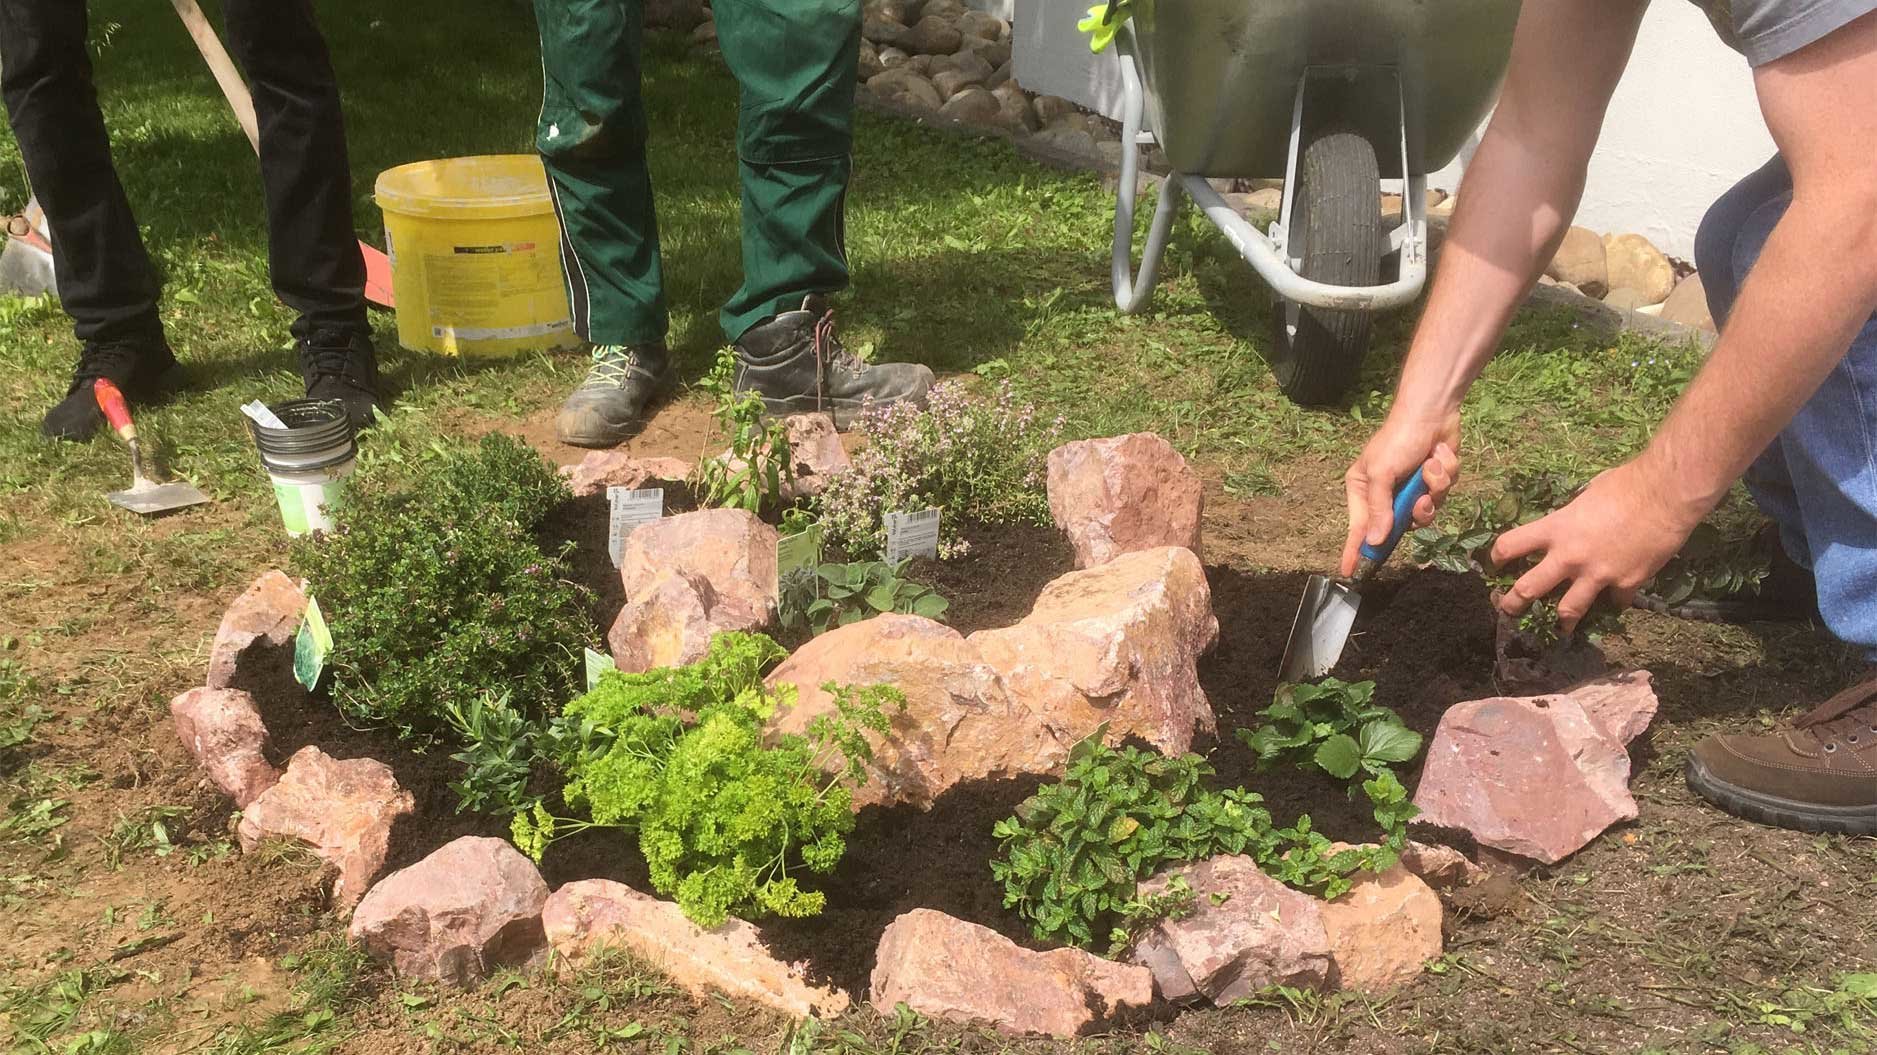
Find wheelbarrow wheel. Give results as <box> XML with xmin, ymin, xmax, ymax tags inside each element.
<box><xmin>1268</xmin><ymin>128</ymin><xmax>1382</xmax><ymax>406</ymax></box>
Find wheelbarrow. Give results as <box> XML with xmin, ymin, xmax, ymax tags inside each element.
<box><xmin>1107</xmin><ymin>0</ymin><xmax>1522</xmax><ymax>404</ymax></box>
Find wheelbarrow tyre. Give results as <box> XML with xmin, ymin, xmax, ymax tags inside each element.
<box><xmin>1268</xmin><ymin>128</ymin><xmax>1382</xmax><ymax>406</ymax></box>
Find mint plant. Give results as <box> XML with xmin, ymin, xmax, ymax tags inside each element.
<box><xmin>690</xmin><ymin>349</ymin><xmax>792</xmax><ymax>513</ymax></box>
<box><xmin>514</xmin><ymin>632</ymin><xmax>906</xmax><ymax>926</ymax></box>
<box><xmin>777</xmin><ymin>559</ymin><xmax>950</xmax><ymax>636</ymax></box>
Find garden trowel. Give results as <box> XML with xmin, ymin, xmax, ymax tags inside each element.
<box><xmin>1278</xmin><ymin>468</ymin><xmax>1428</xmax><ymax>683</ymax></box>
<box><xmin>94</xmin><ymin>378</ymin><xmax>211</xmax><ymax>516</ymax></box>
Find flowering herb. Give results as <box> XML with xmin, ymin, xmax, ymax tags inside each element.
<box><xmin>814</xmin><ymin>380</ymin><xmax>1064</xmax><ymax>560</ymax></box>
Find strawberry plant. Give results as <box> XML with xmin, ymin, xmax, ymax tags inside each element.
<box><xmin>990</xmin><ymin>731</ymin><xmax>1275</xmax><ymax>949</ymax></box>
<box><xmin>514</xmin><ymin>632</ymin><xmax>905</xmax><ymax>926</ymax></box>
<box><xmin>991</xmin><ymin>724</ymin><xmax>1406</xmax><ymax>952</ymax></box>
<box><xmin>1236</xmin><ymin>678</ymin><xmax>1423</xmax><ymax>862</ymax></box>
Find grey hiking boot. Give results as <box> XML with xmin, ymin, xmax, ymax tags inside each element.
<box><xmin>557</xmin><ymin>343</ymin><xmax>672</xmax><ymax>448</ymax></box>
<box><xmin>732</xmin><ymin>294</ymin><xmax>933</xmax><ymax>430</ymax></box>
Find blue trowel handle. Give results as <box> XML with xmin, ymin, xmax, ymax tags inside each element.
<box><xmin>1357</xmin><ymin>467</ymin><xmax>1430</xmax><ymax>568</ymax></box>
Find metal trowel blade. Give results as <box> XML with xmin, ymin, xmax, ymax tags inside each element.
<box><xmin>107</xmin><ymin>478</ymin><xmax>211</xmax><ymax>516</ymax></box>
<box><xmin>1277</xmin><ymin>574</ymin><xmax>1361</xmax><ymax>684</ymax></box>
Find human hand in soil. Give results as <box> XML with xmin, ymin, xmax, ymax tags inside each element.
<box><xmin>1342</xmin><ymin>415</ymin><xmax>1461</xmax><ymax>576</ymax></box>
<box><xmin>1488</xmin><ymin>459</ymin><xmax>1701</xmax><ymax>631</ymax></box>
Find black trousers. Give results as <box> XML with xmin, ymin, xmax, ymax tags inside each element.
<box><xmin>0</xmin><ymin>0</ymin><xmax>367</xmax><ymax>347</ymax></box>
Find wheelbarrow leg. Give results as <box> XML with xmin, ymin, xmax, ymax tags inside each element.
<box><xmin>1111</xmin><ymin>46</ymin><xmax>1183</xmax><ymax>314</ymax></box>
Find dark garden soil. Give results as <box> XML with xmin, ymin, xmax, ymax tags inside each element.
<box><xmin>4</xmin><ymin>406</ymin><xmax>1873</xmax><ymax>1055</ymax></box>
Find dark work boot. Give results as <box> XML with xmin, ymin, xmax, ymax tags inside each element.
<box><xmin>300</xmin><ymin>329</ymin><xmax>383</xmax><ymax>433</ymax></box>
<box><xmin>732</xmin><ymin>294</ymin><xmax>933</xmax><ymax>430</ymax></box>
<box><xmin>41</xmin><ymin>334</ymin><xmax>183</xmax><ymax>442</ymax></box>
<box><xmin>556</xmin><ymin>344</ymin><xmax>672</xmax><ymax>448</ymax></box>
<box><xmin>1686</xmin><ymin>675</ymin><xmax>1877</xmax><ymax>835</ymax></box>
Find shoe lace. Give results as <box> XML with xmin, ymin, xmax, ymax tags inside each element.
<box><xmin>580</xmin><ymin>345</ymin><xmax>642</xmax><ymax>390</ymax></box>
<box><xmin>302</xmin><ymin>329</ymin><xmax>364</xmax><ymax>380</ymax></box>
<box><xmin>1793</xmin><ymin>675</ymin><xmax>1877</xmax><ymax>749</ymax></box>
<box><xmin>70</xmin><ymin>341</ymin><xmax>143</xmax><ymax>388</ymax></box>
<box><xmin>811</xmin><ymin>306</ymin><xmax>865</xmax><ymax>407</ymax></box>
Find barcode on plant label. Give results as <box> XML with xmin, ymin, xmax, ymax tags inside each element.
<box><xmin>607</xmin><ymin>487</ymin><xmax>664</xmax><ymax>567</ymax></box>
<box><xmin>884</xmin><ymin>507</ymin><xmax>941</xmax><ymax>563</ymax></box>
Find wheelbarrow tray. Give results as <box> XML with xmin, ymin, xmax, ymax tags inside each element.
<box><xmin>1124</xmin><ymin>0</ymin><xmax>1522</xmax><ymax>179</ymax></box>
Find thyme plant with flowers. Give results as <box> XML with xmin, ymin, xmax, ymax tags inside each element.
<box><xmin>814</xmin><ymin>380</ymin><xmax>1065</xmax><ymax>560</ymax></box>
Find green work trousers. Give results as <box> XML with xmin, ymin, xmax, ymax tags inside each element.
<box><xmin>533</xmin><ymin>0</ymin><xmax>859</xmax><ymax>346</ymax></box>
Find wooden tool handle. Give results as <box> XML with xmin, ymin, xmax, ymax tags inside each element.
<box><xmin>93</xmin><ymin>378</ymin><xmax>138</xmax><ymax>444</ymax></box>
<box><xmin>169</xmin><ymin>0</ymin><xmax>261</xmax><ymax>154</ymax></box>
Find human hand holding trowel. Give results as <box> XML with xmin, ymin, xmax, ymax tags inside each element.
<box><xmin>1278</xmin><ymin>442</ymin><xmax>1459</xmax><ymax>683</ymax></box>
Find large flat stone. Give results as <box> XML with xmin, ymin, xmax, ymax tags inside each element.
<box><xmin>870</xmin><ymin>909</ymin><xmax>1152</xmax><ymax>1036</ymax></box>
<box><xmin>543</xmin><ymin>879</ymin><xmax>848</xmax><ymax>1018</ymax></box>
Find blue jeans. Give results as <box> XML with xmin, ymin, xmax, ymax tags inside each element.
<box><xmin>1695</xmin><ymin>155</ymin><xmax>1877</xmax><ymax>657</ymax></box>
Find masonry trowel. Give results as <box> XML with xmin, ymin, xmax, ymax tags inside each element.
<box><xmin>1278</xmin><ymin>468</ymin><xmax>1428</xmax><ymax>683</ymax></box>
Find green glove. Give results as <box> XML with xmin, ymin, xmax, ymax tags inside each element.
<box><xmin>1077</xmin><ymin>2</ymin><xmax>1131</xmax><ymax>54</ymax></box>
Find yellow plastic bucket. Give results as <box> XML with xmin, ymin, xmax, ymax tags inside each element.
<box><xmin>374</xmin><ymin>155</ymin><xmax>579</xmax><ymax>358</ymax></box>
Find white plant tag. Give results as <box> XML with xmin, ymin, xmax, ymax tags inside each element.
<box><xmin>884</xmin><ymin>507</ymin><xmax>941</xmax><ymax>563</ymax></box>
<box><xmin>607</xmin><ymin>487</ymin><xmax>664</xmax><ymax>567</ymax></box>
<box><xmin>240</xmin><ymin>400</ymin><xmax>287</xmax><ymax>430</ymax></box>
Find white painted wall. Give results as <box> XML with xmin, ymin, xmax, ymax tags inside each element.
<box><xmin>1014</xmin><ymin>1</ymin><xmax>1778</xmax><ymax>258</ymax></box>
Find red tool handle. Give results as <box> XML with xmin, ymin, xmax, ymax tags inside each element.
<box><xmin>93</xmin><ymin>378</ymin><xmax>138</xmax><ymax>443</ymax></box>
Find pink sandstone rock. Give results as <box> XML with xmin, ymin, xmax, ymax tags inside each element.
<box><xmin>1398</xmin><ymin>840</ymin><xmax>1487</xmax><ymax>891</ymax></box>
<box><xmin>206</xmin><ymin>570</ymin><xmax>305</xmax><ymax>689</ymax></box>
<box><xmin>558</xmin><ymin>451</ymin><xmax>692</xmax><ymax>498</ymax></box>
<box><xmin>968</xmin><ymin>547</ymin><xmax>1218</xmax><ymax>756</ymax></box>
<box><xmin>1413</xmin><ymin>686</ymin><xmax>1644</xmax><ymax>865</ymax></box>
<box><xmin>607</xmin><ymin>570</ymin><xmax>762</xmax><ymax>674</ymax></box>
<box><xmin>542</xmin><ymin>879</ymin><xmax>848</xmax><ymax>1017</ymax></box>
<box><xmin>1046</xmin><ymin>433</ymin><xmax>1203</xmax><ymax>568</ymax></box>
<box><xmin>237</xmin><ymin>747</ymin><xmax>415</xmax><ymax>910</ymax></box>
<box><xmin>766</xmin><ymin>614</ymin><xmax>1061</xmax><ymax>808</ymax></box>
<box><xmin>349</xmin><ymin>837</ymin><xmax>549</xmax><ymax>986</ymax></box>
<box><xmin>781</xmin><ymin>413</ymin><xmax>850</xmax><ymax>499</ymax></box>
<box><xmin>620</xmin><ymin>508</ymin><xmax>779</xmax><ymax>628</ymax></box>
<box><xmin>1129</xmin><ymin>855</ymin><xmax>1331</xmax><ymax>1004</ymax></box>
<box><xmin>1567</xmin><ymin>670</ymin><xmax>1659</xmax><ymax>745</ymax></box>
<box><xmin>168</xmin><ymin>686</ymin><xmax>279</xmax><ymax>808</ymax></box>
<box><xmin>870</xmin><ymin>909</ymin><xmax>1152</xmax><ymax>1036</ymax></box>
<box><xmin>1319</xmin><ymin>858</ymin><xmax>1444</xmax><ymax>992</ymax></box>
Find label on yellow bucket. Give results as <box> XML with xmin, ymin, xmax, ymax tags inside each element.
<box><xmin>422</xmin><ymin>241</ymin><xmax>571</xmax><ymax>353</ymax></box>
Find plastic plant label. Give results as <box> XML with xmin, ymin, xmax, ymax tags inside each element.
<box><xmin>778</xmin><ymin>524</ymin><xmax>824</xmax><ymax>579</ymax></box>
<box><xmin>884</xmin><ymin>507</ymin><xmax>941</xmax><ymax>563</ymax></box>
<box><xmin>293</xmin><ymin>596</ymin><xmax>334</xmax><ymax>691</ymax></box>
<box><xmin>607</xmin><ymin>487</ymin><xmax>664</xmax><ymax>567</ymax></box>
<box><xmin>584</xmin><ymin>647</ymin><xmax>617</xmax><ymax>691</ymax></box>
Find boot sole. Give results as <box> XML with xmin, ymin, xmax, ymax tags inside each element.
<box><xmin>1684</xmin><ymin>755</ymin><xmax>1877</xmax><ymax>835</ymax></box>
<box><xmin>755</xmin><ymin>393</ymin><xmax>873</xmax><ymax>431</ymax></box>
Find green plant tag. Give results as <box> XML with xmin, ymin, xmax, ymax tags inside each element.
<box><xmin>778</xmin><ymin>525</ymin><xmax>823</xmax><ymax>579</ymax></box>
<box><xmin>607</xmin><ymin>487</ymin><xmax>664</xmax><ymax>567</ymax></box>
<box><xmin>583</xmin><ymin>647</ymin><xmax>616</xmax><ymax>690</ymax></box>
<box><xmin>884</xmin><ymin>507</ymin><xmax>941</xmax><ymax>563</ymax></box>
<box><xmin>293</xmin><ymin>597</ymin><xmax>333</xmax><ymax>691</ymax></box>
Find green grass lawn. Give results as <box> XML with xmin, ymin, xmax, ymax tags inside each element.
<box><xmin>3</xmin><ymin>2</ymin><xmax>1872</xmax><ymax>1054</ymax></box>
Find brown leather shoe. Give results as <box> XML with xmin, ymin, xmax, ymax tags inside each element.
<box><xmin>1686</xmin><ymin>676</ymin><xmax>1877</xmax><ymax>835</ymax></box>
